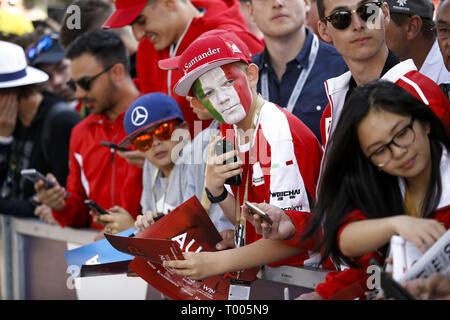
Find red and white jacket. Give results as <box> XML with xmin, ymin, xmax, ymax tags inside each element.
<box><xmin>320</xmin><ymin>59</ymin><xmax>450</xmax><ymax>153</ymax></box>
<box><xmin>51</xmin><ymin>113</ymin><xmax>143</xmax><ymax>229</ymax></box>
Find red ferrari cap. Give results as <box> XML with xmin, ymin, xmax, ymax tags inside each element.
<box><xmin>158</xmin><ymin>30</ymin><xmax>252</xmax><ymax>96</ymax></box>
<box><xmin>102</xmin><ymin>0</ymin><xmax>147</xmax><ymax>29</ymax></box>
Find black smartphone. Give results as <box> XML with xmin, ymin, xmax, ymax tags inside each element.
<box><xmin>214</xmin><ymin>139</ymin><xmax>242</xmax><ymax>186</ymax></box>
<box><xmin>245</xmin><ymin>201</ymin><xmax>273</xmax><ymax>225</ymax></box>
<box><xmin>20</xmin><ymin>169</ymin><xmax>55</xmax><ymax>189</ymax></box>
<box><xmin>84</xmin><ymin>199</ymin><xmax>109</xmax><ymax>215</ymax></box>
<box><xmin>380</xmin><ymin>271</ymin><xmax>415</xmax><ymax>300</ymax></box>
<box><xmin>100</xmin><ymin>141</ymin><xmax>130</xmax><ymax>152</ymax></box>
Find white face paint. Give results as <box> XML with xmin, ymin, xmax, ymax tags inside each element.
<box><xmin>197</xmin><ymin>67</ymin><xmax>247</xmax><ymax>124</ymax></box>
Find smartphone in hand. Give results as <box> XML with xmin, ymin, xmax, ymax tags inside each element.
<box><xmin>84</xmin><ymin>199</ymin><xmax>109</xmax><ymax>215</ymax></box>
<box><xmin>214</xmin><ymin>139</ymin><xmax>241</xmax><ymax>186</ymax></box>
<box><xmin>20</xmin><ymin>169</ymin><xmax>55</xmax><ymax>189</ymax></box>
<box><xmin>245</xmin><ymin>201</ymin><xmax>273</xmax><ymax>225</ymax></box>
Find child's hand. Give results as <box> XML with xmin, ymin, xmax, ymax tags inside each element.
<box><xmin>205</xmin><ymin>135</ymin><xmax>242</xmax><ymax>195</ymax></box>
<box><xmin>163</xmin><ymin>251</ymin><xmax>219</xmax><ymax>280</ymax></box>
<box><xmin>134</xmin><ymin>210</ymin><xmax>159</xmax><ymax>231</ymax></box>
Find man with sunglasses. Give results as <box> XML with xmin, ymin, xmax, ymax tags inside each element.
<box><xmin>102</xmin><ymin>0</ymin><xmax>264</xmax><ymax>140</ymax></box>
<box><xmin>35</xmin><ymin>30</ymin><xmax>143</xmax><ymax>231</ymax></box>
<box><xmin>384</xmin><ymin>0</ymin><xmax>450</xmax><ymax>86</ymax></box>
<box><xmin>246</xmin><ymin>0</ymin><xmax>348</xmax><ymax>144</ymax></box>
<box><xmin>315</xmin><ymin>0</ymin><xmax>450</xmax><ymax>147</ymax></box>
<box><xmin>292</xmin><ymin>0</ymin><xmax>450</xmax><ymax>299</ymax></box>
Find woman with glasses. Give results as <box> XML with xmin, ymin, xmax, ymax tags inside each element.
<box><xmin>293</xmin><ymin>80</ymin><xmax>450</xmax><ymax>299</ymax></box>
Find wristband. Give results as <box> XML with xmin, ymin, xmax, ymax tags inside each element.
<box><xmin>205</xmin><ymin>187</ymin><xmax>228</xmax><ymax>203</ymax></box>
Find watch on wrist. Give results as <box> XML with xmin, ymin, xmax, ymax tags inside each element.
<box><xmin>205</xmin><ymin>187</ymin><xmax>228</xmax><ymax>203</ymax></box>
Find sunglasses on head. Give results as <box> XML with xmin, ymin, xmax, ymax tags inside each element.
<box><xmin>131</xmin><ymin>119</ymin><xmax>181</xmax><ymax>152</ymax></box>
<box><xmin>26</xmin><ymin>33</ymin><xmax>59</xmax><ymax>62</ymax></box>
<box><xmin>321</xmin><ymin>1</ymin><xmax>383</xmax><ymax>30</ymax></box>
<box><xmin>66</xmin><ymin>64</ymin><xmax>114</xmax><ymax>92</ymax></box>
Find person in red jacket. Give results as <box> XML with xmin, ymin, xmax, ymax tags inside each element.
<box><xmin>102</xmin><ymin>0</ymin><xmax>264</xmax><ymax>139</ymax></box>
<box><xmin>35</xmin><ymin>30</ymin><xmax>143</xmax><ymax>230</ymax></box>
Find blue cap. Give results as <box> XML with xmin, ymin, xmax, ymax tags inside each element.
<box><xmin>119</xmin><ymin>92</ymin><xmax>184</xmax><ymax>147</ymax></box>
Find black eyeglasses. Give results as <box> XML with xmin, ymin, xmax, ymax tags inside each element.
<box><xmin>368</xmin><ymin>117</ymin><xmax>416</xmax><ymax>168</ymax></box>
<box><xmin>66</xmin><ymin>64</ymin><xmax>114</xmax><ymax>92</ymax></box>
<box><xmin>321</xmin><ymin>1</ymin><xmax>383</xmax><ymax>30</ymax></box>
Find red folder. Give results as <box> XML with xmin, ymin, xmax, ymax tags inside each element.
<box><xmin>105</xmin><ymin>196</ymin><xmax>258</xmax><ymax>300</ymax></box>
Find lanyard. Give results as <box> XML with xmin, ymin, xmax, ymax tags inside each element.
<box><xmin>234</xmin><ymin>95</ymin><xmax>265</xmax><ymax>249</ymax></box>
<box><xmin>261</xmin><ymin>34</ymin><xmax>319</xmax><ymax>113</ymax></box>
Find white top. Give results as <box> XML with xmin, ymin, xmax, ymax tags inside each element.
<box><xmin>420</xmin><ymin>39</ymin><xmax>450</xmax><ymax>85</ymax></box>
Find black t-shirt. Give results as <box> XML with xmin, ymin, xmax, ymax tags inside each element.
<box><xmin>344</xmin><ymin>50</ymin><xmax>400</xmax><ymax>103</ymax></box>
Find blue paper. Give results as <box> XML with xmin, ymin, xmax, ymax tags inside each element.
<box><xmin>64</xmin><ymin>227</ymin><xmax>135</xmax><ymax>273</ymax></box>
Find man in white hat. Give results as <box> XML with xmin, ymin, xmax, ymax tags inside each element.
<box><xmin>0</xmin><ymin>40</ymin><xmax>80</xmax><ymax>223</ymax></box>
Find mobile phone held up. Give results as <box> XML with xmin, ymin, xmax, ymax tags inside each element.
<box><xmin>100</xmin><ymin>141</ymin><xmax>130</xmax><ymax>152</ymax></box>
<box><xmin>214</xmin><ymin>139</ymin><xmax>242</xmax><ymax>186</ymax></box>
<box><xmin>245</xmin><ymin>201</ymin><xmax>273</xmax><ymax>225</ymax></box>
<box><xmin>84</xmin><ymin>199</ymin><xmax>109</xmax><ymax>215</ymax></box>
<box><xmin>20</xmin><ymin>169</ymin><xmax>55</xmax><ymax>189</ymax></box>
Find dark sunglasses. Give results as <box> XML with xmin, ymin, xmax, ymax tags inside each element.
<box><xmin>321</xmin><ymin>1</ymin><xmax>383</xmax><ymax>30</ymax></box>
<box><xmin>66</xmin><ymin>64</ymin><xmax>114</xmax><ymax>92</ymax></box>
<box><xmin>131</xmin><ymin>119</ymin><xmax>181</xmax><ymax>152</ymax></box>
<box><xmin>26</xmin><ymin>33</ymin><xmax>59</xmax><ymax>62</ymax></box>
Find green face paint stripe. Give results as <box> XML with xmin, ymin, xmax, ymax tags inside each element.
<box><xmin>192</xmin><ymin>79</ymin><xmax>226</xmax><ymax>123</ymax></box>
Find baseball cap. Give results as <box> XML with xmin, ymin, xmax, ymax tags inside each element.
<box><xmin>0</xmin><ymin>40</ymin><xmax>49</xmax><ymax>89</ymax></box>
<box><xmin>158</xmin><ymin>30</ymin><xmax>253</xmax><ymax>96</ymax></box>
<box><xmin>102</xmin><ymin>0</ymin><xmax>147</xmax><ymax>29</ymax></box>
<box><xmin>119</xmin><ymin>92</ymin><xmax>185</xmax><ymax>147</ymax></box>
<box><xmin>27</xmin><ymin>33</ymin><xmax>65</xmax><ymax>66</ymax></box>
<box><xmin>385</xmin><ymin>0</ymin><xmax>435</xmax><ymax>19</ymax></box>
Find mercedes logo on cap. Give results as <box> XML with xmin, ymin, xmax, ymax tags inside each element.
<box><xmin>131</xmin><ymin>106</ymin><xmax>148</xmax><ymax>127</ymax></box>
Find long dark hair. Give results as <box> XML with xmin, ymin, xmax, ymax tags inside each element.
<box><xmin>302</xmin><ymin>80</ymin><xmax>450</xmax><ymax>267</ymax></box>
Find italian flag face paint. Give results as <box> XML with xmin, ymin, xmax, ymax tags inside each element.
<box><xmin>192</xmin><ymin>64</ymin><xmax>252</xmax><ymax>124</ymax></box>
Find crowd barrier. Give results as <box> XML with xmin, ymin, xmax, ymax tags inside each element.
<box><xmin>0</xmin><ymin>214</ymin><xmax>329</xmax><ymax>300</ymax></box>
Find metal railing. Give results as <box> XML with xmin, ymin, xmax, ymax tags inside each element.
<box><xmin>0</xmin><ymin>214</ymin><xmax>329</xmax><ymax>300</ymax></box>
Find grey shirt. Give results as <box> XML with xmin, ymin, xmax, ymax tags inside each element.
<box><xmin>140</xmin><ymin>120</ymin><xmax>234</xmax><ymax>232</ymax></box>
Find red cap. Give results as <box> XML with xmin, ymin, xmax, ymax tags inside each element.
<box><xmin>102</xmin><ymin>0</ymin><xmax>147</xmax><ymax>29</ymax></box>
<box><xmin>158</xmin><ymin>30</ymin><xmax>252</xmax><ymax>96</ymax></box>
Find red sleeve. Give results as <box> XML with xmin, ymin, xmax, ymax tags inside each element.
<box><xmin>315</xmin><ymin>268</ymin><xmax>369</xmax><ymax>300</ymax></box>
<box><xmin>51</xmin><ymin>128</ymin><xmax>92</xmax><ymax>228</ymax></box>
<box><xmin>397</xmin><ymin>71</ymin><xmax>450</xmax><ymax>138</ymax></box>
<box><xmin>282</xmin><ymin>210</ymin><xmax>317</xmax><ymax>251</ymax></box>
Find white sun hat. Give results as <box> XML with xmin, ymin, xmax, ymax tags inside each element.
<box><xmin>0</xmin><ymin>40</ymin><xmax>49</xmax><ymax>89</ymax></box>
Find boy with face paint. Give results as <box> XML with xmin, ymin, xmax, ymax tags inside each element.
<box><xmin>159</xmin><ymin>30</ymin><xmax>325</xmax><ymax>275</ymax></box>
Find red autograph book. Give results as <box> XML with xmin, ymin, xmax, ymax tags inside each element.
<box><xmin>105</xmin><ymin>196</ymin><xmax>258</xmax><ymax>300</ymax></box>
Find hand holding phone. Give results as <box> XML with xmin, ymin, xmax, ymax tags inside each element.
<box><xmin>245</xmin><ymin>201</ymin><xmax>273</xmax><ymax>225</ymax></box>
<box><xmin>21</xmin><ymin>169</ymin><xmax>55</xmax><ymax>189</ymax></box>
<box><xmin>84</xmin><ymin>199</ymin><xmax>109</xmax><ymax>215</ymax></box>
<box><xmin>214</xmin><ymin>139</ymin><xmax>241</xmax><ymax>186</ymax></box>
